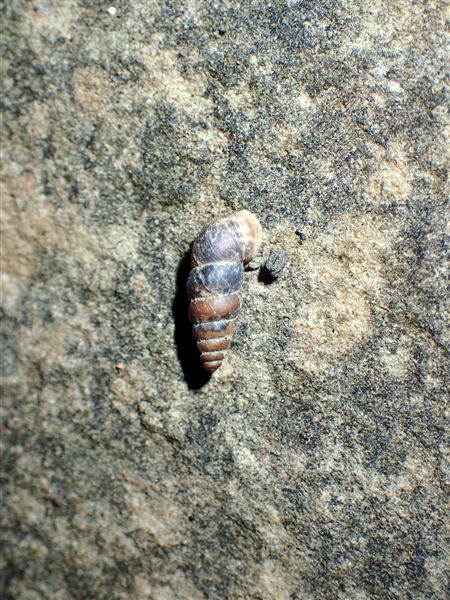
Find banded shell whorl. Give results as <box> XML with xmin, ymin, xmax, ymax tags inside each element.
<box><xmin>187</xmin><ymin>210</ymin><xmax>262</xmax><ymax>372</ymax></box>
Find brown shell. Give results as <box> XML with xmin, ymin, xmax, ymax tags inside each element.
<box><xmin>187</xmin><ymin>210</ymin><xmax>262</xmax><ymax>371</ymax></box>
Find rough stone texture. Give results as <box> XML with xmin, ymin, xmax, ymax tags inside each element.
<box><xmin>1</xmin><ymin>1</ymin><xmax>448</xmax><ymax>599</ymax></box>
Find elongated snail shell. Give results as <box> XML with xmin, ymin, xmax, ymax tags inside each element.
<box><xmin>187</xmin><ymin>210</ymin><xmax>262</xmax><ymax>372</ymax></box>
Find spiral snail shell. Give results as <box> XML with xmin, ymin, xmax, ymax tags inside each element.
<box><xmin>187</xmin><ymin>210</ymin><xmax>262</xmax><ymax>372</ymax></box>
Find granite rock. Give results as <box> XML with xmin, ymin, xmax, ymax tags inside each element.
<box><xmin>1</xmin><ymin>1</ymin><xmax>448</xmax><ymax>598</ymax></box>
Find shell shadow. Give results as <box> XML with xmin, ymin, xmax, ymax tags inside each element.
<box><xmin>172</xmin><ymin>249</ymin><xmax>211</xmax><ymax>390</ymax></box>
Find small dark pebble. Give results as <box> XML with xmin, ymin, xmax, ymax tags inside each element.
<box><xmin>295</xmin><ymin>230</ymin><xmax>306</xmax><ymax>243</ymax></box>
<box><xmin>259</xmin><ymin>249</ymin><xmax>289</xmax><ymax>284</ymax></box>
<box><xmin>245</xmin><ymin>260</ymin><xmax>261</xmax><ymax>271</ymax></box>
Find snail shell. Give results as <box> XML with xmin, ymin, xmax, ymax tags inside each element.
<box><xmin>187</xmin><ymin>210</ymin><xmax>262</xmax><ymax>372</ymax></box>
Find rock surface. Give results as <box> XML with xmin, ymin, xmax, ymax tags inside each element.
<box><xmin>1</xmin><ymin>1</ymin><xmax>448</xmax><ymax>598</ymax></box>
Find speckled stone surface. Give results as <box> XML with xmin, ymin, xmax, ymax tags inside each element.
<box><xmin>1</xmin><ymin>1</ymin><xmax>448</xmax><ymax>598</ymax></box>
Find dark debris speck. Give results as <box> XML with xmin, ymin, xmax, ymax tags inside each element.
<box><xmin>259</xmin><ymin>249</ymin><xmax>289</xmax><ymax>284</ymax></box>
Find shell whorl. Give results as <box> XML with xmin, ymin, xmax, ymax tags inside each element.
<box><xmin>188</xmin><ymin>210</ymin><xmax>262</xmax><ymax>372</ymax></box>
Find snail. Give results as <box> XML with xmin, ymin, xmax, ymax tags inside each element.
<box><xmin>187</xmin><ymin>210</ymin><xmax>262</xmax><ymax>372</ymax></box>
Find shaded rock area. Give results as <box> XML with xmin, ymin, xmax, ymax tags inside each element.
<box><xmin>1</xmin><ymin>1</ymin><xmax>448</xmax><ymax>598</ymax></box>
